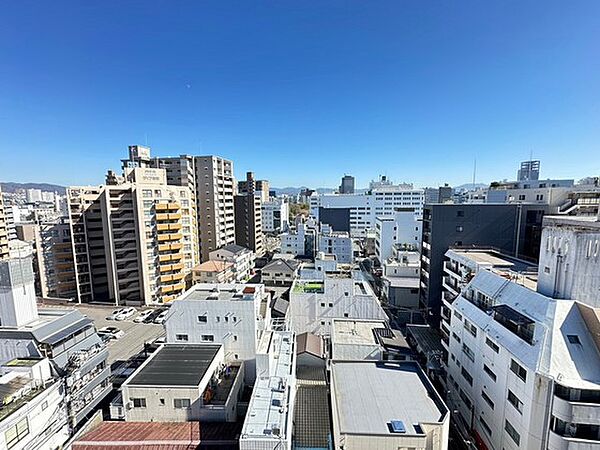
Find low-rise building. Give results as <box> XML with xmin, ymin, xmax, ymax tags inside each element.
<box><xmin>240</xmin><ymin>322</ymin><xmax>296</xmax><ymax>450</ymax></box>
<box><xmin>165</xmin><ymin>283</ymin><xmax>270</xmax><ymax>382</ymax></box>
<box><xmin>289</xmin><ymin>269</ymin><xmax>388</xmax><ymax>336</ymax></box>
<box><xmin>261</xmin><ymin>258</ymin><xmax>300</xmax><ymax>286</ymax></box>
<box><xmin>209</xmin><ymin>244</ymin><xmax>255</xmax><ymax>282</ymax></box>
<box><xmin>330</xmin><ymin>360</ymin><xmax>449</xmax><ymax>450</ymax></box>
<box><xmin>120</xmin><ymin>344</ymin><xmax>243</xmax><ymax>423</ymax></box>
<box><xmin>375</xmin><ymin>209</ymin><xmax>422</xmax><ymax>262</ymax></box>
<box><xmin>381</xmin><ymin>249</ymin><xmax>420</xmax><ymax>315</ymax></box>
<box><xmin>190</xmin><ymin>260</ymin><xmax>234</xmax><ymax>284</ymax></box>
<box><xmin>330</xmin><ymin>318</ymin><xmax>413</xmax><ymax>361</ymax></box>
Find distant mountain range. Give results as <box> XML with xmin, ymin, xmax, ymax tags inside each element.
<box><xmin>0</xmin><ymin>182</ymin><xmax>67</xmax><ymax>194</ymax></box>
<box><xmin>272</xmin><ymin>183</ymin><xmax>488</xmax><ymax>195</ymax></box>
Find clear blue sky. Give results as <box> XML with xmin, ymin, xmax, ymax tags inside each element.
<box><xmin>1</xmin><ymin>1</ymin><xmax>599</xmax><ymax>189</ymax></box>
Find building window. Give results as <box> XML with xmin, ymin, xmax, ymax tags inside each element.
<box><xmin>132</xmin><ymin>398</ymin><xmax>147</xmax><ymax>408</ymax></box>
<box><xmin>176</xmin><ymin>334</ymin><xmax>189</xmax><ymax>342</ymax></box>
<box><xmin>463</xmin><ymin>319</ymin><xmax>477</xmax><ymax>337</ymax></box>
<box><xmin>462</xmin><ymin>343</ymin><xmax>475</xmax><ymax>362</ymax></box>
<box><xmin>174</xmin><ymin>398</ymin><xmax>191</xmax><ymax>409</ymax></box>
<box><xmin>481</xmin><ymin>390</ymin><xmax>495</xmax><ymax>409</ymax></box>
<box><xmin>201</xmin><ymin>335</ymin><xmax>214</xmax><ymax>342</ymax></box>
<box><xmin>483</xmin><ymin>364</ymin><xmax>497</xmax><ymax>382</ymax></box>
<box><xmin>567</xmin><ymin>334</ymin><xmax>581</xmax><ymax>345</ymax></box>
<box><xmin>485</xmin><ymin>337</ymin><xmax>499</xmax><ymax>353</ymax></box>
<box><xmin>505</xmin><ymin>419</ymin><xmax>521</xmax><ymax>445</ymax></box>
<box><xmin>197</xmin><ymin>315</ymin><xmax>207</xmax><ymax>323</ymax></box>
<box><xmin>159</xmin><ymin>398</ymin><xmax>165</xmax><ymax>406</ymax></box>
<box><xmin>508</xmin><ymin>390</ymin><xmax>523</xmax><ymax>413</ymax></box>
<box><xmin>480</xmin><ymin>416</ymin><xmax>492</xmax><ymax>436</ymax></box>
<box><xmin>510</xmin><ymin>359</ymin><xmax>527</xmax><ymax>382</ymax></box>
<box><xmin>5</xmin><ymin>418</ymin><xmax>29</xmax><ymax>449</ymax></box>
<box><xmin>457</xmin><ymin>210</ymin><xmax>464</xmax><ymax>217</ymax></box>
<box><xmin>461</xmin><ymin>367</ymin><xmax>473</xmax><ymax>386</ymax></box>
<box><xmin>41</xmin><ymin>401</ymin><xmax>48</xmax><ymax>411</ymax></box>
<box><xmin>456</xmin><ymin>226</ymin><xmax>464</xmax><ymax>232</ymax></box>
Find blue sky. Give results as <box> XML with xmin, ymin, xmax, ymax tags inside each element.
<box><xmin>1</xmin><ymin>1</ymin><xmax>599</xmax><ymax>188</ymax></box>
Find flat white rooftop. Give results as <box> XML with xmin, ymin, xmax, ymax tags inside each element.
<box><xmin>179</xmin><ymin>284</ymin><xmax>261</xmax><ymax>302</ymax></box>
<box><xmin>332</xmin><ymin>319</ymin><xmax>387</xmax><ymax>346</ymax></box>
<box><xmin>331</xmin><ymin>361</ymin><xmax>446</xmax><ymax>436</ymax></box>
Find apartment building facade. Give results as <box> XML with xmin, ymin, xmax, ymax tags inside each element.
<box><xmin>234</xmin><ymin>193</ymin><xmax>264</xmax><ymax>256</ymax></box>
<box><xmin>262</xmin><ymin>197</ymin><xmax>289</xmax><ymax>233</ymax></box>
<box><xmin>122</xmin><ymin>145</ymin><xmax>236</xmax><ymax>262</ymax></box>
<box><xmin>441</xmin><ymin>255</ymin><xmax>600</xmax><ymax>450</ymax></box>
<box><xmin>0</xmin><ymin>186</ymin><xmax>8</xmax><ymax>260</ymax></box>
<box><xmin>68</xmin><ymin>167</ymin><xmax>197</xmax><ymax>305</ymax></box>
<box><xmin>420</xmin><ymin>203</ymin><xmax>546</xmax><ymax>326</ymax></box>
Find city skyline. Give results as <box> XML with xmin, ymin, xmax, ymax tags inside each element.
<box><xmin>2</xmin><ymin>1</ymin><xmax>600</xmax><ymax>187</ymax></box>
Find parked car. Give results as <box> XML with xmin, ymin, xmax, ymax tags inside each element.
<box><xmin>106</xmin><ymin>308</ymin><xmax>124</xmax><ymax>320</ymax></box>
<box><xmin>144</xmin><ymin>308</ymin><xmax>166</xmax><ymax>324</ymax></box>
<box><xmin>133</xmin><ymin>310</ymin><xmax>153</xmax><ymax>323</ymax></box>
<box><xmin>98</xmin><ymin>326</ymin><xmax>124</xmax><ymax>340</ymax></box>
<box><xmin>115</xmin><ymin>307</ymin><xmax>136</xmax><ymax>321</ymax></box>
<box><xmin>153</xmin><ymin>310</ymin><xmax>169</xmax><ymax>324</ymax></box>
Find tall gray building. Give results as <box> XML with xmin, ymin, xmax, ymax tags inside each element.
<box><xmin>517</xmin><ymin>159</ymin><xmax>540</xmax><ymax>181</ymax></box>
<box><xmin>235</xmin><ymin>172</ymin><xmax>264</xmax><ymax>255</ymax></box>
<box><xmin>339</xmin><ymin>175</ymin><xmax>355</xmax><ymax>194</ymax></box>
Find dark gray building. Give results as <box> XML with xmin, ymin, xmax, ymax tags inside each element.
<box><xmin>420</xmin><ymin>203</ymin><xmax>546</xmax><ymax>326</ymax></box>
<box><xmin>339</xmin><ymin>175</ymin><xmax>355</xmax><ymax>194</ymax></box>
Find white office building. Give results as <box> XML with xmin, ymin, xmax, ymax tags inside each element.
<box><xmin>164</xmin><ymin>283</ymin><xmax>270</xmax><ymax>382</ymax></box>
<box><xmin>310</xmin><ymin>176</ymin><xmax>424</xmax><ymax>237</ymax></box>
<box><xmin>375</xmin><ymin>208</ymin><xmax>422</xmax><ymax>261</ymax></box>
<box><xmin>262</xmin><ymin>197</ymin><xmax>290</xmax><ymax>233</ymax></box>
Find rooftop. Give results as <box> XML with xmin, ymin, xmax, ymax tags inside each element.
<box><xmin>72</xmin><ymin>421</ymin><xmax>244</xmax><ymax>450</ymax></box>
<box><xmin>219</xmin><ymin>243</ymin><xmax>250</xmax><ymax>255</ymax></box>
<box><xmin>331</xmin><ymin>361</ymin><xmax>447</xmax><ymax>436</ymax></box>
<box><xmin>192</xmin><ymin>260</ymin><xmax>233</xmax><ymax>273</ymax></box>
<box><xmin>543</xmin><ymin>215</ymin><xmax>600</xmax><ymax>230</ymax></box>
<box><xmin>180</xmin><ymin>284</ymin><xmax>262</xmax><ymax>302</ymax></box>
<box><xmin>241</xmin><ymin>329</ymin><xmax>295</xmax><ymax>442</ymax></box>
<box><xmin>332</xmin><ymin>319</ymin><xmax>387</xmax><ymax>346</ymax></box>
<box><xmin>127</xmin><ymin>344</ymin><xmax>221</xmax><ymax>387</ymax></box>
<box><xmin>294</xmin><ymin>367</ymin><xmax>331</xmax><ymax>448</ymax></box>
<box><xmin>262</xmin><ymin>258</ymin><xmax>300</xmax><ymax>272</ymax></box>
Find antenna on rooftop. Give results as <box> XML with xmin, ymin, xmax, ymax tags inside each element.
<box><xmin>472</xmin><ymin>157</ymin><xmax>477</xmax><ymax>190</ymax></box>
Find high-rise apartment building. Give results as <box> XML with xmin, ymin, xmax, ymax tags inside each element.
<box><xmin>420</xmin><ymin>203</ymin><xmax>547</xmax><ymax>326</ymax></box>
<box><xmin>234</xmin><ymin>172</ymin><xmax>264</xmax><ymax>255</ymax></box>
<box><xmin>234</xmin><ymin>194</ymin><xmax>264</xmax><ymax>255</ymax></box>
<box><xmin>122</xmin><ymin>145</ymin><xmax>236</xmax><ymax>262</ymax></box>
<box><xmin>238</xmin><ymin>171</ymin><xmax>269</xmax><ymax>202</ymax></box>
<box><xmin>0</xmin><ymin>186</ymin><xmax>8</xmax><ymax>259</ymax></box>
<box><xmin>68</xmin><ymin>167</ymin><xmax>197</xmax><ymax>305</ymax></box>
<box><xmin>339</xmin><ymin>174</ymin><xmax>355</xmax><ymax>194</ymax></box>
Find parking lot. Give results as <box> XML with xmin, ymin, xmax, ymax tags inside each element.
<box><xmin>75</xmin><ymin>305</ymin><xmax>165</xmax><ymax>366</ymax></box>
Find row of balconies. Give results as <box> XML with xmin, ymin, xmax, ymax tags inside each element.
<box><xmin>157</xmin><ymin>233</ymin><xmax>183</xmax><ymax>242</ymax></box>
<box><xmin>160</xmin><ymin>283</ymin><xmax>185</xmax><ymax>294</ymax></box>
<box><xmin>155</xmin><ymin>203</ymin><xmax>180</xmax><ymax>211</ymax></box>
<box><xmin>158</xmin><ymin>243</ymin><xmax>183</xmax><ymax>252</ymax></box>
<box><xmin>159</xmin><ymin>253</ymin><xmax>183</xmax><ymax>263</ymax></box>
<box><xmin>156</xmin><ymin>213</ymin><xmax>182</xmax><ymax>221</ymax></box>
<box><xmin>160</xmin><ymin>262</ymin><xmax>184</xmax><ymax>273</ymax></box>
<box><xmin>157</xmin><ymin>223</ymin><xmax>182</xmax><ymax>232</ymax></box>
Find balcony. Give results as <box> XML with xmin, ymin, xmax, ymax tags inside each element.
<box><xmin>553</xmin><ymin>395</ymin><xmax>600</xmax><ymax>426</ymax></box>
<box><xmin>548</xmin><ymin>429</ymin><xmax>600</xmax><ymax>450</ymax></box>
<box><xmin>157</xmin><ymin>233</ymin><xmax>183</xmax><ymax>242</ymax></box>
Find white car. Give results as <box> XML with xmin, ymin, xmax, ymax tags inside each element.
<box><xmin>153</xmin><ymin>310</ymin><xmax>169</xmax><ymax>324</ymax></box>
<box><xmin>133</xmin><ymin>310</ymin><xmax>153</xmax><ymax>323</ymax></box>
<box><xmin>106</xmin><ymin>309</ymin><xmax>124</xmax><ymax>320</ymax></box>
<box><xmin>115</xmin><ymin>307</ymin><xmax>136</xmax><ymax>321</ymax></box>
<box><xmin>98</xmin><ymin>326</ymin><xmax>124</xmax><ymax>340</ymax></box>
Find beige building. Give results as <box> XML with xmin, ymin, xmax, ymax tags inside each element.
<box><xmin>16</xmin><ymin>219</ymin><xmax>77</xmax><ymax>299</ymax></box>
<box><xmin>68</xmin><ymin>167</ymin><xmax>198</xmax><ymax>305</ymax></box>
<box><xmin>0</xmin><ymin>186</ymin><xmax>8</xmax><ymax>260</ymax></box>
<box><xmin>122</xmin><ymin>146</ymin><xmax>236</xmax><ymax>263</ymax></box>
<box><xmin>190</xmin><ymin>260</ymin><xmax>234</xmax><ymax>284</ymax></box>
